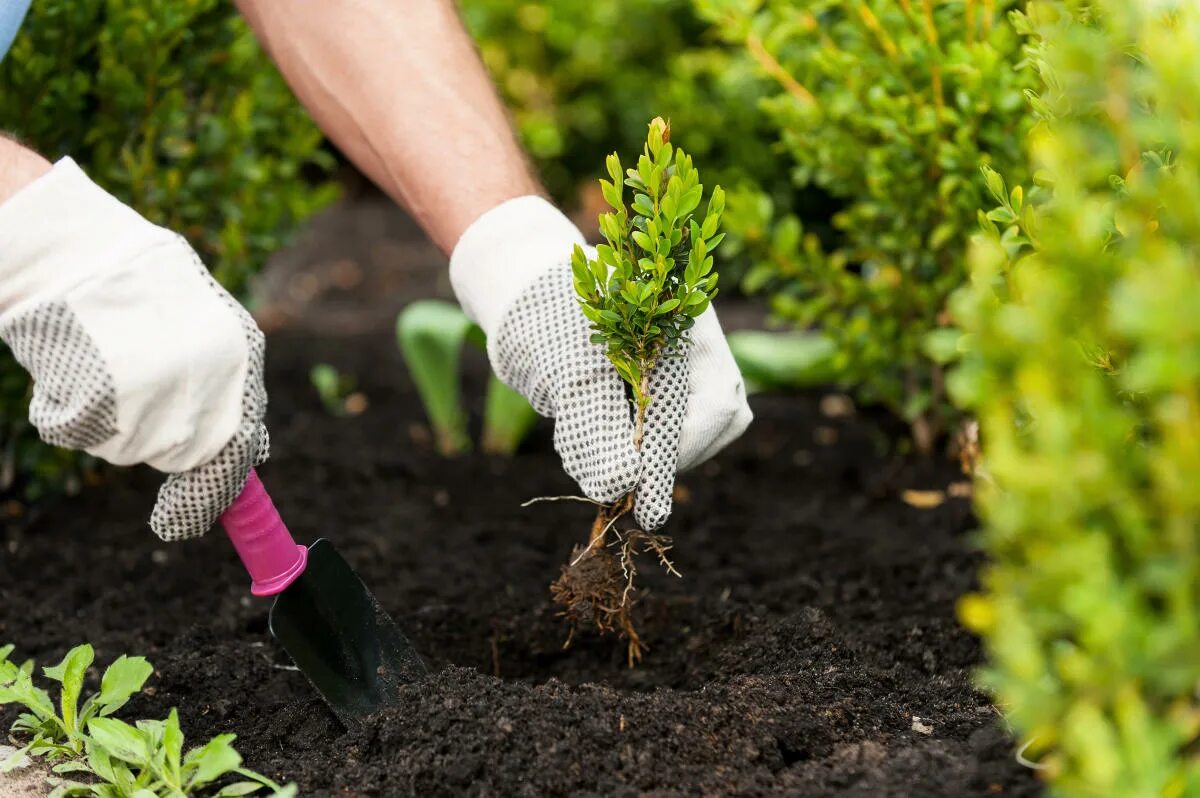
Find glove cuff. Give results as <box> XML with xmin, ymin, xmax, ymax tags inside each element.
<box><xmin>0</xmin><ymin>157</ymin><xmax>175</xmax><ymax>316</ymax></box>
<box><xmin>448</xmin><ymin>195</ymin><xmax>586</xmax><ymax>336</ymax></box>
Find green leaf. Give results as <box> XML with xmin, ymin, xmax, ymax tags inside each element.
<box><xmin>678</xmin><ymin>185</ymin><xmax>703</xmax><ymax>217</ymax></box>
<box><xmin>45</xmin><ymin>645</ymin><xmax>93</xmax><ymax>735</ymax></box>
<box><xmin>163</xmin><ymin>708</ymin><xmax>184</xmax><ymax>783</ymax></box>
<box><xmin>184</xmin><ymin>734</ymin><xmax>243</xmax><ymax>789</ymax></box>
<box><xmin>605</xmin><ymin>152</ymin><xmax>622</xmax><ymax>184</ymax></box>
<box><xmin>982</xmin><ymin>165</ymin><xmax>1006</xmax><ymax>204</ymax></box>
<box><xmin>214</xmin><ymin>782</ymin><xmax>265</xmax><ymax>796</ymax></box>
<box><xmin>95</xmin><ymin>656</ymin><xmax>153</xmax><ymax>719</ymax></box>
<box><xmin>708</xmin><ymin>185</ymin><xmax>725</xmax><ymax>217</ymax></box>
<box><xmin>631</xmin><ymin>230</ymin><xmax>654</xmax><ymax>252</ymax></box>
<box><xmin>87</xmin><ymin>717</ymin><xmax>148</xmax><ymax>765</ymax></box>
<box><xmin>85</xmin><ymin>741</ymin><xmax>120</xmax><ymax>785</ymax></box>
<box><xmin>977</xmin><ymin>208</ymin><xmax>999</xmax><ymax>236</ymax></box>
<box><xmin>571</xmin><ymin>245</ymin><xmax>590</xmax><ymax>286</ymax></box>
<box><xmin>600</xmin><ymin>179</ymin><xmax>623</xmax><ymax>212</ymax></box>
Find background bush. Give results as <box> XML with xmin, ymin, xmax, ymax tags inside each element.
<box><xmin>461</xmin><ymin>0</ymin><xmax>783</xmax><ymax>213</ymax></box>
<box><xmin>695</xmin><ymin>0</ymin><xmax>1033</xmax><ymax>450</ymax></box>
<box><xmin>0</xmin><ymin>0</ymin><xmax>336</xmax><ymax>501</ymax></box>
<box><xmin>952</xmin><ymin>1</ymin><xmax>1200</xmax><ymax>792</ymax></box>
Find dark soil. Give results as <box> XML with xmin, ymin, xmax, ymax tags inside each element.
<box><xmin>1</xmin><ymin>195</ymin><xmax>1041</xmax><ymax>797</ymax></box>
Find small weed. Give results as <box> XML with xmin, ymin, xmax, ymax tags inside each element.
<box><xmin>0</xmin><ymin>644</ymin><xmax>294</xmax><ymax>797</ymax></box>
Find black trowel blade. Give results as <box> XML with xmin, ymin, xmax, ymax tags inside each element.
<box><xmin>268</xmin><ymin>538</ymin><xmax>427</xmax><ymax>725</ymax></box>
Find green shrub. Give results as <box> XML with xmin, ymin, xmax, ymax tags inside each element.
<box><xmin>696</xmin><ymin>0</ymin><xmax>1033</xmax><ymax>450</ymax></box>
<box><xmin>461</xmin><ymin>0</ymin><xmax>697</xmax><ymax>202</ymax></box>
<box><xmin>461</xmin><ymin>0</ymin><xmax>787</xmax><ymax>219</ymax></box>
<box><xmin>0</xmin><ymin>0</ymin><xmax>336</xmax><ymax>501</ymax></box>
<box><xmin>952</xmin><ymin>1</ymin><xmax>1200</xmax><ymax>793</ymax></box>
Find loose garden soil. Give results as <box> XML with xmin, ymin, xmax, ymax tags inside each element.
<box><xmin>1</xmin><ymin>193</ymin><xmax>1042</xmax><ymax>797</ymax></box>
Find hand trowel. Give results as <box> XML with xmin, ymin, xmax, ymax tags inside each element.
<box><xmin>219</xmin><ymin>469</ymin><xmax>427</xmax><ymax>724</ymax></box>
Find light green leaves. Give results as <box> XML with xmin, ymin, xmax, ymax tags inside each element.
<box><xmin>44</xmin><ymin>643</ymin><xmax>93</xmax><ymax>740</ymax></box>
<box><xmin>95</xmin><ymin>656</ymin><xmax>154</xmax><ymax>719</ymax></box>
<box><xmin>575</xmin><ymin>118</ymin><xmax>724</xmax><ymax>408</ymax></box>
<box><xmin>183</xmin><ymin>733</ymin><xmax>243</xmax><ymax>791</ymax></box>
<box><xmin>0</xmin><ymin>643</ymin><xmax>294</xmax><ymax>796</ymax></box>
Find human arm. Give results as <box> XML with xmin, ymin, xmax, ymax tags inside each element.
<box><xmin>0</xmin><ymin>134</ymin><xmax>51</xmax><ymax>205</ymax></box>
<box><xmin>233</xmin><ymin>0</ymin><xmax>540</xmax><ymax>256</ymax></box>
<box><xmin>235</xmin><ymin>0</ymin><xmax>752</xmax><ymax>527</ymax></box>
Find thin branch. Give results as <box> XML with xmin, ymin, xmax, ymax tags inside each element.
<box><xmin>745</xmin><ymin>32</ymin><xmax>817</xmax><ymax>107</ymax></box>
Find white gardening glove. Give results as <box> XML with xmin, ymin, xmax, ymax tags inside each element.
<box><xmin>450</xmin><ymin>196</ymin><xmax>752</xmax><ymax>530</ymax></box>
<box><xmin>0</xmin><ymin>158</ymin><xmax>267</xmax><ymax>541</ymax></box>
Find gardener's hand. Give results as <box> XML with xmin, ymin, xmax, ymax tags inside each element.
<box><xmin>450</xmin><ymin>196</ymin><xmax>752</xmax><ymax>530</ymax></box>
<box><xmin>0</xmin><ymin>157</ymin><xmax>268</xmax><ymax>540</ymax></box>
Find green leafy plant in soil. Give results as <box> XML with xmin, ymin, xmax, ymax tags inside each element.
<box><xmin>695</xmin><ymin>0</ymin><xmax>1033</xmax><ymax>452</ymax></box>
<box><xmin>950</xmin><ymin>1</ymin><xmax>1200</xmax><ymax>793</ymax></box>
<box><xmin>549</xmin><ymin>118</ymin><xmax>723</xmax><ymax>665</ymax></box>
<box><xmin>0</xmin><ymin>0</ymin><xmax>337</xmax><ymax>504</ymax></box>
<box><xmin>0</xmin><ymin>643</ymin><xmax>294</xmax><ymax>797</ymax></box>
<box><xmin>396</xmin><ymin>300</ymin><xmax>539</xmax><ymax>457</ymax></box>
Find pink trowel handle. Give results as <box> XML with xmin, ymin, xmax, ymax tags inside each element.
<box><xmin>219</xmin><ymin>469</ymin><xmax>308</xmax><ymax>597</ymax></box>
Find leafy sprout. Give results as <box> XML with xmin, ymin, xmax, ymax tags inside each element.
<box><xmin>0</xmin><ymin>644</ymin><xmax>294</xmax><ymax>797</ymax></box>
<box><xmin>549</xmin><ymin>118</ymin><xmax>725</xmax><ymax>665</ymax></box>
<box><xmin>571</xmin><ymin>117</ymin><xmax>725</xmax><ymax>428</ymax></box>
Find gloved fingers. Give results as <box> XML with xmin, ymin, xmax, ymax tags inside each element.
<box><xmin>150</xmin><ymin>417</ymin><xmax>269</xmax><ymax>541</ymax></box>
<box><xmin>553</xmin><ymin>360</ymin><xmax>642</xmax><ymax>505</ymax></box>
<box><xmin>676</xmin><ymin>308</ymin><xmax>753</xmax><ymax>472</ymax></box>
<box><xmin>151</xmin><ymin>278</ymin><xmax>268</xmax><ymax>541</ymax></box>
<box><xmin>633</xmin><ymin>349</ymin><xmax>689</xmax><ymax>531</ymax></box>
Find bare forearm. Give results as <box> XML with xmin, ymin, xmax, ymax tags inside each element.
<box><xmin>0</xmin><ymin>135</ymin><xmax>51</xmax><ymax>206</ymax></box>
<box><xmin>236</xmin><ymin>0</ymin><xmax>542</xmax><ymax>254</ymax></box>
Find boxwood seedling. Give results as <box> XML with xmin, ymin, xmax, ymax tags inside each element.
<box><xmin>549</xmin><ymin>118</ymin><xmax>724</xmax><ymax>664</ymax></box>
<box><xmin>0</xmin><ymin>643</ymin><xmax>294</xmax><ymax>797</ymax></box>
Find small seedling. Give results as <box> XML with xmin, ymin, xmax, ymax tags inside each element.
<box><xmin>309</xmin><ymin>364</ymin><xmax>363</xmax><ymax>417</ymax></box>
<box><xmin>0</xmin><ymin>643</ymin><xmax>294</xmax><ymax>797</ymax></box>
<box><xmin>549</xmin><ymin>118</ymin><xmax>724</xmax><ymax>664</ymax></box>
<box><xmin>396</xmin><ymin>300</ymin><xmax>539</xmax><ymax>456</ymax></box>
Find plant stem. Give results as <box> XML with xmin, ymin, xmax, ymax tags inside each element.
<box><xmin>631</xmin><ymin>369</ymin><xmax>652</xmax><ymax>451</ymax></box>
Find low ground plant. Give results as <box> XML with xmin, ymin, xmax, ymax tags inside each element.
<box><xmin>952</xmin><ymin>1</ymin><xmax>1200</xmax><ymax>792</ymax></box>
<box><xmin>546</xmin><ymin>118</ymin><xmax>723</xmax><ymax>664</ymax></box>
<box><xmin>0</xmin><ymin>643</ymin><xmax>293</xmax><ymax>796</ymax></box>
<box><xmin>396</xmin><ymin>301</ymin><xmax>539</xmax><ymax>456</ymax></box>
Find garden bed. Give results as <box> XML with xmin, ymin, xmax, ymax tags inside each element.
<box><xmin>1</xmin><ymin>197</ymin><xmax>1040</xmax><ymax>796</ymax></box>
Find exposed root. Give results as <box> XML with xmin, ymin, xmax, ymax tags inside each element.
<box><xmin>521</xmin><ymin>495</ymin><xmax>607</xmax><ymax>508</ymax></box>
<box><xmin>549</xmin><ymin>493</ymin><xmax>680</xmax><ymax>667</ymax></box>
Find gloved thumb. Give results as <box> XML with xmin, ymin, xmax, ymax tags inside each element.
<box><xmin>150</xmin><ymin>421</ymin><xmax>269</xmax><ymax>541</ymax></box>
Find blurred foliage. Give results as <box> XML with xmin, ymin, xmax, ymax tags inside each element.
<box><xmin>461</xmin><ymin>0</ymin><xmax>787</xmax><ymax>220</ymax></box>
<box><xmin>952</xmin><ymin>1</ymin><xmax>1200</xmax><ymax>793</ymax></box>
<box><xmin>0</xmin><ymin>0</ymin><xmax>337</xmax><ymax>501</ymax></box>
<box><xmin>695</xmin><ymin>0</ymin><xmax>1033</xmax><ymax>450</ymax></box>
<box><xmin>396</xmin><ymin>300</ymin><xmax>538</xmax><ymax>457</ymax></box>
